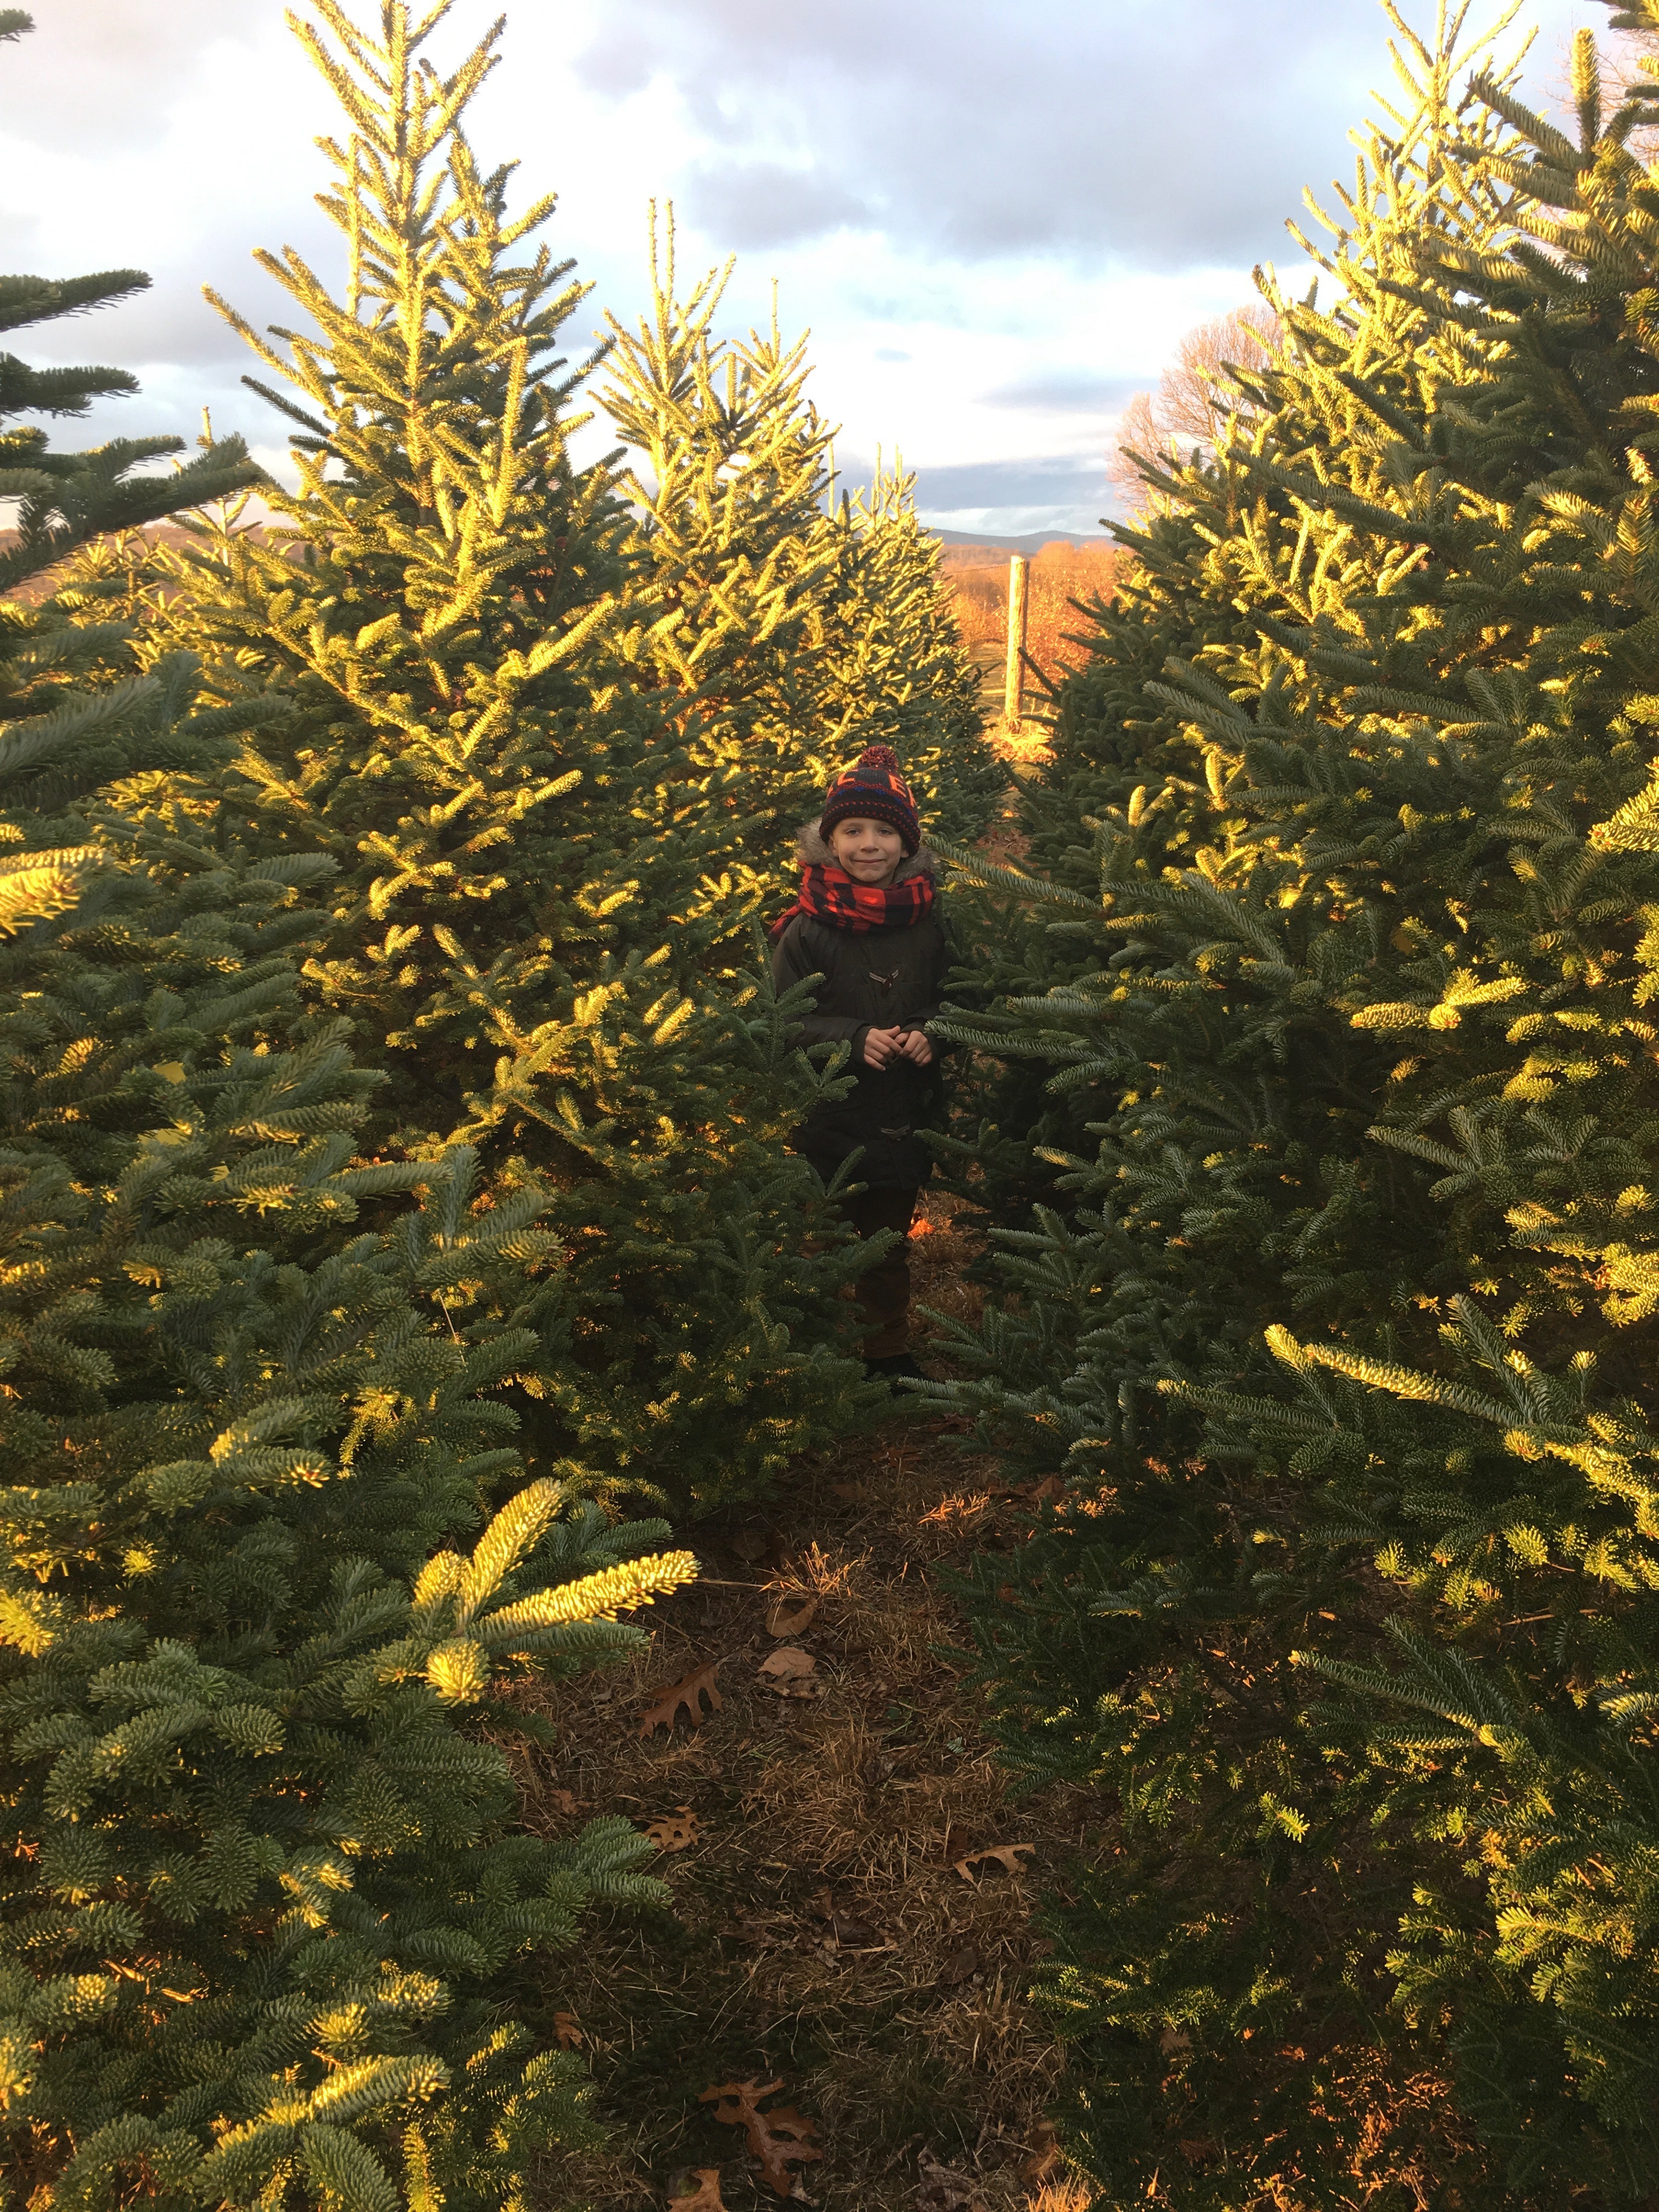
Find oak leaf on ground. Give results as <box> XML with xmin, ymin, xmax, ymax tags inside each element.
<box><xmin>952</xmin><ymin>1843</ymin><xmax>1035</xmax><ymax>1881</ymax></box>
<box><xmin>758</xmin><ymin>1646</ymin><xmax>819</xmax><ymax>1699</ymax></box>
<box><xmin>639</xmin><ymin>1660</ymin><xmax>722</xmax><ymax>1738</ymax></box>
<box><xmin>810</xmin><ymin>1891</ymin><xmax>876</xmax><ymax>1946</ymax></box>
<box><xmin>668</xmin><ymin>2171</ymin><xmax>728</xmax><ymax>2209</ymax></box>
<box><xmin>699</xmin><ymin>2078</ymin><xmax>824</xmax><ymax>2198</ymax></box>
<box><xmin>936</xmin><ymin>1941</ymin><xmax>979</xmax><ymax>1987</ymax></box>
<box><xmin>645</xmin><ymin>1806</ymin><xmax>699</xmax><ymax>1852</ymax></box>
<box><xmin>766</xmin><ymin>1591</ymin><xmax>819</xmax><ymax>1637</ymax></box>
<box><xmin>552</xmin><ymin>2010</ymin><xmax>583</xmax><ymax>2049</ymax></box>
<box><xmin>916</xmin><ymin>2146</ymin><xmax>986</xmax><ymax>2211</ymax></box>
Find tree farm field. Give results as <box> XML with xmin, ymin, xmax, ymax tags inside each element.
<box><xmin>12</xmin><ymin>0</ymin><xmax>1659</xmax><ymax>2209</ymax></box>
<box><xmin>514</xmin><ymin>1195</ymin><xmax>1095</xmax><ymax>2212</ymax></box>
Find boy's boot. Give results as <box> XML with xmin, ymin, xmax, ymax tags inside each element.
<box><xmin>865</xmin><ymin>1351</ymin><xmax>926</xmax><ymax>1384</ymax></box>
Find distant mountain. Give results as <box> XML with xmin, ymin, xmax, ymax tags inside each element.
<box><xmin>929</xmin><ymin>526</ymin><xmax>1116</xmax><ymax>554</ymax></box>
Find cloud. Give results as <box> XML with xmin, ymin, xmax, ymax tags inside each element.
<box><xmin>912</xmin><ymin>454</ymin><xmax>1109</xmax><ymax>512</ymax></box>
<box><xmin>2</xmin><ymin>0</ymin><xmax>1607</xmax><ymax>534</ymax></box>
<box><xmin>684</xmin><ymin>161</ymin><xmax>873</xmax><ymax>249</ymax></box>
<box><xmin>572</xmin><ymin>0</ymin><xmax>1389</xmax><ymax>268</ymax></box>
<box><xmin>1</xmin><ymin>1</ymin><xmax>271</xmax><ymax>151</ymax></box>
<box><xmin>983</xmin><ymin>370</ymin><xmax>1141</xmax><ymax>414</ymax></box>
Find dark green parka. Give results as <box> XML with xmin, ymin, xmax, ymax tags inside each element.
<box><xmin>770</xmin><ymin>831</ymin><xmax>951</xmax><ymax>1191</ymax></box>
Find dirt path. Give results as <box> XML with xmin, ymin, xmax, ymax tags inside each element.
<box><xmin>522</xmin><ymin>1193</ymin><xmax>1090</xmax><ymax>2212</ymax></box>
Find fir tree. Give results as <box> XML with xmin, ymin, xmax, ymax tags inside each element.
<box><xmin>0</xmin><ymin>5</ymin><xmax>266</xmax><ymax>935</ymax></box>
<box><xmin>0</xmin><ymin>800</ymin><xmax>693</xmax><ymax>2210</ymax></box>
<box><xmin>600</xmin><ymin>215</ymin><xmax>999</xmax><ymax>902</ymax></box>
<box><xmin>0</xmin><ymin>23</ymin><xmax>702</xmax><ymax>2193</ymax></box>
<box><xmin>0</xmin><ymin>11</ymin><xmax>258</xmax><ymax>599</ymax></box>
<box><xmin>932</xmin><ymin>4</ymin><xmax>1659</xmax><ymax>2199</ymax></box>
<box><xmin>153</xmin><ymin>1</ymin><xmax>871</xmax><ymax>1514</ymax></box>
<box><xmin>814</xmin><ymin>460</ymin><xmax>1002</xmax><ymax>850</ymax></box>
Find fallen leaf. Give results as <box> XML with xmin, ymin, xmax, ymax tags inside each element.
<box><xmin>699</xmin><ymin>2079</ymin><xmax>824</xmax><ymax>2199</ymax></box>
<box><xmin>765</xmin><ymin>1590</ymin><xmax>819</xmax><ymax>1638</ymax></box>
<box><xmin>645</xmin><ymin>1806</ymin><xmax>699</xmax><ymax>1853</ymax></box>
<box><xmin>546</xmin><ymin>1788</ymin><xmax>578</xmax><ymax>1815</ymax></box>
<box><xmin>721</xmin><ymin>1912</ymin><xmax>778</xmax><ymax>1948</ymax></box>
<box><xmin>952</xmin><ymin>1842</ymin><xmax>1035</xmax><ymax>1881</ymax></box>
<box><xmin>639</xmin><ymin>1660</ymin><xmax>722</xmax><ymax>1739</ymax></box>
<box><xmin>1016</xmin><ymin>1475</ymin><xmax>1064</xmax><ymax>1505</ymax></box>
<box><xmin>830</xmin><ymin>1480</ymin><xmax>869</xmax><ymax>1503</ymax></box>
<box><xmin>552</xmin><ymin>2010</ymin><xmax>583</xmax><ymax>2049</ymax></box>
<box><xmin>1021</xmin><ymin>2121</ymin><xmax>1060</xmax><ymax>2183</ymax></box>
<box><xmin>758</xmin><ymin>1646</ymin><xmax>820</xmax><ymax>1699</ymax></box>
<box><xmin>936</xmin><ymin>1941</ymin><xmax>979</xmax><ymax>1987</ymax></box>
<box><xmin>668</xmin><ymin>2171</ymin><xmax>728</xmax><ymax>2210</ymax></box>
<box><xmin>810</xmin><ymin>1894</ymin><xmax>877</xmax><ymax>1947</ymax></box>
<box><xmin>916</xmin><ymin>2145</ymin><xmax>986</xmax><ymax>2210</ymax></box>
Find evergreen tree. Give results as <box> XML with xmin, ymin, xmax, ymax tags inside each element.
<box><xmin>933</xmin><ymin>5</ymin><xmax>1659</xmax><ymax>2199</ymax></box>
<box><xmin>816</xmin><ymin>460</ymin><xmax>1001</xmax><ymax>850</ymax></box>
<box><xmin>0</xmin><ymin>25</ymin><xmax>701</xmax><ymax>2198</ymax></box>
<box><xmin>0</xmin><ymin>10</ymin><xmax>258</xmax><ymax>599</ymax></box>
<box><xmin>600</xmin><ymin>216</ymin><xmax>1000</xmax><ymax>900</ymax></box>
<box><xmin>0</xmin><ymin>5</ymin><xmax>266</xmax><ymax>934</ymax></box>
<box><xmin>0</xmin><ymin>791</ymin><xmax>693</xmax><ymax>2211</ymax></box>
<box><xmin>151</xmin><ymin>1</ymin><xmax>871</xmax><ymax>1514</ymax></box>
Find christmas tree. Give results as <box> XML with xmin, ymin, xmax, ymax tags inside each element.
<box><xmin>0</xmin><ymin>800</ymin><xmax>695</xmax><ymax>2210</ymax></box>
<box><xmin>600</xmin><ymin>214</ymin><xmax>999</xmax><ymax>910</ymax></box>
<box><xmin>0</xmin><ymin>21</ymin><xmax>706</xmax><ymax>2200</ymax></box>
<box><xmin>0</xmin><ymin>12</ymin><xmax>258</xmax><ymax>599</ymax></box>
<box><xmin>933</xmin><ymin>3</ymin><xmax>1659</xmax><ymax>2199</ymax></box>
<box><xmin>152</xmin><ymin>1</ymin><xmax>872</xmax><ymax>1515</ymax></box>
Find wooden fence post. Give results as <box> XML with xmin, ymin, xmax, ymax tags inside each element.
<box><xmin>1004</xmin><ymin>553</ymin><xmax>1028</xmax><ymax>729</ymax></box>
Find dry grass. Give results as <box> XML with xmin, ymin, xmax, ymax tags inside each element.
<box><xmin>516</xmin><ymin>1190</ymin><xmax>1092</xmax><ymax>2212</ymax></box>
<box><xmin>941</xmin><ymin>541</ymin><xmax>1119</xmax><ymax>770</ymax></box>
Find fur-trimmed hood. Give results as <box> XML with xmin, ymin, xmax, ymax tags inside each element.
<box><xmin>794</xmin><ymin>821</ymin><xmax>938</xmax><ymax>880</ymax></box>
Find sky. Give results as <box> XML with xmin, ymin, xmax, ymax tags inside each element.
<box><xmin>0</xmin><ymin>0</ymin><xmax>1613</xmax><ymax>539</ymax></box>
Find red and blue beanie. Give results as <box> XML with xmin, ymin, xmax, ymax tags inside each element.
<box><xmin>818</xmin><ymin>744</ymin><xmax>921</xmax><ymax>856</ymax></box>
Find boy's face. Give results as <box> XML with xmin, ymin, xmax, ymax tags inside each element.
<box><xmin>829</xmin><ymin>816</ymin><xmax>906</xmax><ymax>886</ymax></box>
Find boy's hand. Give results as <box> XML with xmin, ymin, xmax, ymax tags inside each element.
<box><xmin>862</xmin><ymin>1025</ymin><xmax>905</xmax><ymax>1069</ymax></box>
<box><xmin>895</xmin><ymin>1029</ymin><xmax>935</xmax><ymax>1066</ymax></box>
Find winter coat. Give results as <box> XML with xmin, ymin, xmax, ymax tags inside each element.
<box><xmin>770</xmin><ymin>827</ymin><xmax>952</xmax><ymax>1190</ymax></box>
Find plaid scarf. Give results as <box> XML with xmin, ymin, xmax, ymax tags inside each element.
<box><xmin>770</xmin><ymin>862</ymin><xmax>935</xmax><ymax>940</ymax></box>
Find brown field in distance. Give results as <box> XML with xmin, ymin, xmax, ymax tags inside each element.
<box><xmin>7</xmin><ymin>522</ymin><xmax>1119</xmax><ymax>768</ymax></box>
<box><xmin>940</xmin><ymin>539</ymin><xmax>1119</xmax><ymax>760</ymax></box>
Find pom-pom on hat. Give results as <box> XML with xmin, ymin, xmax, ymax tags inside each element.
<box><xmin>818</xmin><ymin>744</ymin><xmax>921</xmax><ymax>856</ymax></box>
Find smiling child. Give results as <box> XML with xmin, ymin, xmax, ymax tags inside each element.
<box><xmin>769</xmin><ymin>744</ymin><xmax>951</xmax><ymax>1381</ymax></box>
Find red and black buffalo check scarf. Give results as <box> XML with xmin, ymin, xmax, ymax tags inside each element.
<box><xmin>769</xmin><ymin>862</ymin><xmax>935</xmax><ymax>940</ymax></box>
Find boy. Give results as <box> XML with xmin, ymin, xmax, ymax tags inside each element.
<box><xmin>770</xmin><ymin>744</ymin><xmax>950</xmax><ymax>1381</ymax></box>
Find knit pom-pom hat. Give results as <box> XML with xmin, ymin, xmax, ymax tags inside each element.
<box><xmin>817</xmin><ymin>743</ymin><xmax>921</xmax><ymax>856</ymax></box>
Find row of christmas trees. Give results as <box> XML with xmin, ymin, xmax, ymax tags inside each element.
<box><xmin>0</xmin><ymin>2</ymin><xmax>996</xmax><ymax>2205</ymax></box>
<box><xmin>932</xmin><ymin>0</ymin><xmax>1659</xmax><ymax>2201</ymax></box>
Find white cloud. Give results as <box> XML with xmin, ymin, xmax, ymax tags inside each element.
<box><xmin>1</xmin><ymin>0</ymin><xmax>1621</xmax><ymax>535</ymax></box>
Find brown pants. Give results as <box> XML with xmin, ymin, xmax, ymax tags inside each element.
<box><xmin>842</xmin><ymin>1187</ymin><xmax>919</xmax><ymax>1358</ymax></box>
